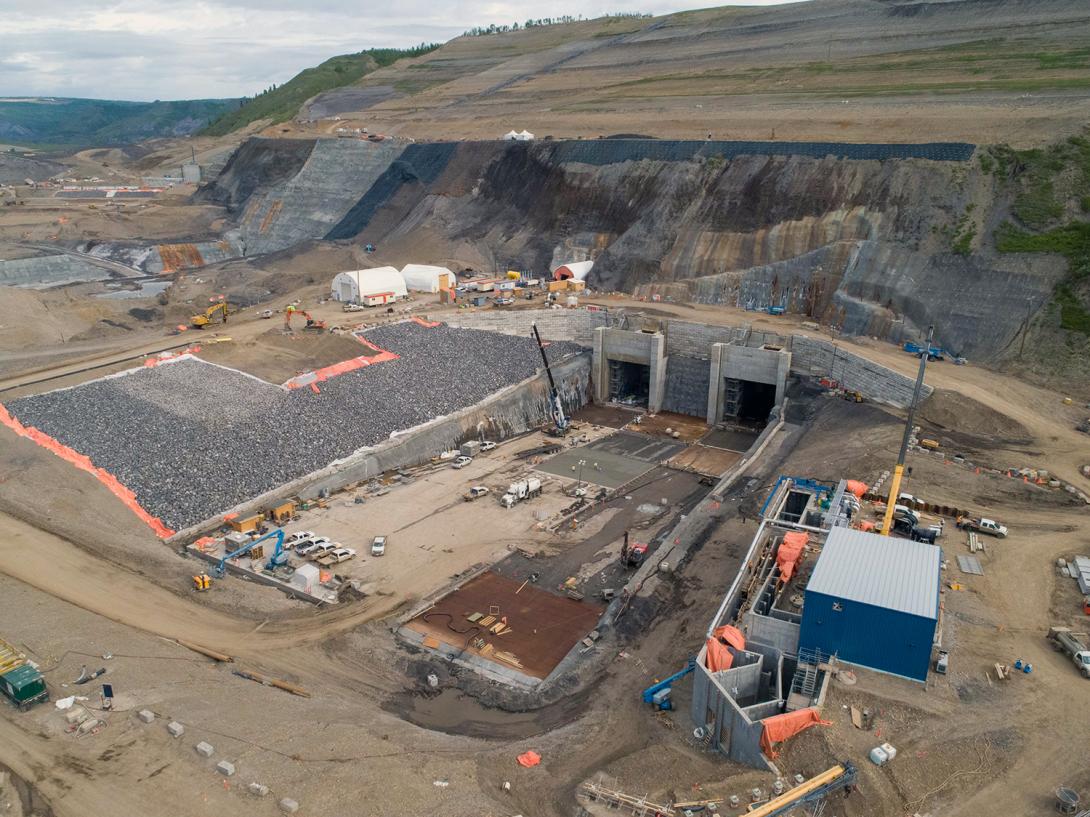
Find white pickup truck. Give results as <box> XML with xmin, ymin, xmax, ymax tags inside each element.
<box><xmin>1049</xmin><ymin>626</ymin><xmax>1090</xmax><ymax>678</ymax></box>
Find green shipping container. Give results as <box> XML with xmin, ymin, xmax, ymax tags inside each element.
<box><xmin>1</xmin><ymin>664</ymin><xmax>48</xmax><ymax>709</ymax></box>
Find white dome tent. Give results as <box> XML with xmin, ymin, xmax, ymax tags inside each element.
<box><xmin>400</xmin><ymin>264</ymin><xmax>453</xmax><ymax>293</ymax></box>
<box><xmin>502</xmin><ymin>130</ymin><xmax>520</xmax><ymax>141</ymax></box>
<box><xmin>552</xmin><ymin>260</ymin><xmax>594</xmax><ymax>281</ymax></box>
<box><xmin>515</xmin><ymin>130</ymin><xmax>535</xmax><ymax>141</ymax></box>
<box><xmin>330</xmin><ymin>266</ymin><xmax>407</xmax><ymax>304</ymax></box>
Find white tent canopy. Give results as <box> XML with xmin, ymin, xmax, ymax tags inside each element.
<box><xmin>400</xmin><ymin>263</ymin><xmax>453</xmax><ymax>293</ymax></box>
<box><xmin>502</xmin><ymin>130</ymin><xmax>519</xmax><ymax>141</ymax></box>
<box><xmin>330</xmin><ymin>266</ymin><xmax>407</xmax><ymax>303</ymax></box>
<box><xmin>552</xmin><ymin>260</ymin><xmax>593</xmax><ymax>281</ymax></box>
<box><xmin>515</xmin><ymin>130</ymin><xmax>535</xmax><ymax>141</ymax></box>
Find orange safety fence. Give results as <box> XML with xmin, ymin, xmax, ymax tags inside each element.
<box><xmin>777</xmin><ymin>531</ymin><xmax>809</xmax><ymax>583</ymax></box>
<box><xmin>845</xmin><ymin>480</ymin><xmax>868</xmax><ymax>499</ymax></box>
<box><xmin>284</xmin><ymin>334</ymin><xmax>399</xmax><ymax>390</ymax></box>
<box><xmin>144</xmin><ymin>347</ymin><xmax>200</xmax><ymax>368</ymax></box>
<box><xmin>712</xmin><ymin>624</ymin><xmax>746</xmax><ymax>652</ymax></box>
<box><xmin>411</xmin><ymin>316</ymin><xmax>441</xmax><ymax>328</ymax></box>
<box><xmin>759</xmin><ymin>707</ymin><xmax>831</xmax><ymax>758</ymax></box>
<box><xmin>704</xmin><ymin>637</ymin><xmax>734</xmax><ymax>672</ymax></box>
<box><xmin>0</xmin><ymin>403</ymin><xmax>175</xmax><ymax>539</ymax></box>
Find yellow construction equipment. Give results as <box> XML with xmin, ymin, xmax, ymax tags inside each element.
<box><xmin>191</xmin><ymin>301</ymin><xmax>232</xmax><ymax>328</ymax></box>
<box><xmin>880</xmin><ymin>324</ymin><xmax>933</xmax><ymax>536</ymax></box>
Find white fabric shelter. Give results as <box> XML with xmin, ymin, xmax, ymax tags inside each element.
<box><xmin>502</xmin><ymin>130</ymin><xmax>519</xmax><ymax>141</ymax></box>
<box><xmin>330</xmin><ymin>267</ymin><xmax>407</xmax><ymax>303</ymax></box>
<box><xmin>552</xmin><ymin>260</ymin><xmax>594</xmax><ymax>281</ymax></box>
<box><xmin>400</xmin><ymin>264</ymin><xmax>453</xmax><ymax>293</ymax></box>
<box><xmin>515</xmin><ymin>130</ymin><xmax>535</xmax><ymax>141</ymax></box>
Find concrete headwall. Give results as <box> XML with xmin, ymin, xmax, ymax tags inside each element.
<box><xmin>790</xmin><ymin>335</ymin><xmax>931</xmax><ymax>406</ymax></box>
<box><xmin>168</xmin><ymin>352</ymin><xmax>591</xmax><ymax>542</ymax></box>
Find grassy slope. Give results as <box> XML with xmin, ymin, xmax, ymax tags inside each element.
<box><xmin>0</xmin><ymin>98</ymin><xmax>238</xmax><ymax>146</ymax></box>
<box><xmin>202</xmin><ymin>46</ymin><xmax>438</xmax><ymax>136</ymax></box>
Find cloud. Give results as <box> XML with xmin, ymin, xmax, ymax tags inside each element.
<box><xmin>0</xmin><ymin>0</ymin><xmax>791</xmax><ymax>100</ymax></box>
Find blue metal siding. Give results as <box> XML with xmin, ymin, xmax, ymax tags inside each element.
<box><xmin>800</xmin><ymin>591</ymin><xmax>936</xmax><ymax>682</ymax></box>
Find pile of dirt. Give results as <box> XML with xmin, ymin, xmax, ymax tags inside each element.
<box><xmin>919</xmin><ymin>389</ymin><xmax>1033</xmax><ymax>447</ymax></box>
<box><xmin>196</xmin><ymin>326</ymin><xmax>378</xmax><ymax>383</ymax></box>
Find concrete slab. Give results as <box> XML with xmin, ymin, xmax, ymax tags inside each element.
<box><xmin>668</xmin><ymin>445</ymin><xmax>743</xmax><ymax>476</ymax></box>
<box><xmin>404</xmin><ymin>571</ymin><xmax>604</xmax><ymax>679</ymax></box>
<box><xmin>702</xmin><ymin>427</ymin><xmax>761</xmax><ymax>452</ymax></box>
<box><xmin>535</xmin><ymin>446</ymin><xmax>653</xmax><ymax>489</ymax></box>
<box><xmin>588</xmin><ymin>430</ymin><xmax>687</xmax><ymax>462</ymax></box>
<box><xmin>626</xmin><ymin>411</ymin><xmax>708</xmax><ymax>443</ymax></box>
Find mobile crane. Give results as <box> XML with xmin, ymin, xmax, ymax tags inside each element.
<box><xmin>531</xmin><ymin>322</ymin><xmax>569</xmax><ymax>437</ymax></box>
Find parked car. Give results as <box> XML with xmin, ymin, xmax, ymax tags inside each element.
<box><xmin>296</xmin><ymin>538</ymin><xmax>332</xmax><ymax>557</ymax></box>
<box><xmin>452</xmin><ymin>456</ymin><xmax>473</xmax><ymax>469</ymax></box>
<box><xmin>480</xmin><ymin>441</ymin><xmax>497</xmax><ymax>452</ymax></box>
<box><xmin>956</xmin><ymin>516</ymin><xmax>1008</xmax><ymax>538</ymax></box>
<box><xmin>371</xmin><ymin>536</ymin><xmax>387</xmax><ymax>556</ymax></box>
<box><xmin>318</xmin><ymin>547</ymin><xmax>356</xmax><ymax>564</ymax></box>
<box><xmin>464</xmin><ymin>486</ymin><xmax>490</xmax><ymax>501</ymax></box>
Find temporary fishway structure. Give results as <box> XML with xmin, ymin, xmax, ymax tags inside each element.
<box><xmin>553</xmin><ymin>260</ymin><xmax>593</xmax><ymax>281</ymax></box>
<box><xmin>330</xmin><ymin>267</ymin><xmax>407</xmax><ymax>303</ymax></box>
<box><xmin>400</xmin><ymin>264</ymin><xmax>453</xmax><ymax>293</ymax></box>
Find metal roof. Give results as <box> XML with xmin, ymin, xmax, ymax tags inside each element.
<box><xmin>805</xmin><ymin>527</ymin><xmax>940</xmax><ymax>620</ymax></box>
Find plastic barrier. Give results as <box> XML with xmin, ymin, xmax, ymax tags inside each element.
<box><xmin>760</xmin><ymin>708</ymin><xmax>832</xmax><ymax>758</ymax></box>
<box><xmin>283</xmin><ymin>334</ymin><xmax>399</xmax><ymax>390</ymax></box>
<box><xmin>0</xmin><ymin>403</ymin><xmax>175</xmax><ymax>538</ymax></box>
<box><xmin>704</xmin><ymin>637</ymin><xmax>734</xmax><ymax>672</ymax></box>
<box><xmin>411</xmin><ymin>316</ymin><xmax>441</xmax><ymax>328</ymax></box>
<box><xmin>777</xmin><ymin>531</ymin><xmax>809</xmax><ymax>583</ymax></box>
<box><xmin>713</xmin><ymin>624</ymin><xmax>746</xmax><ymax>652</ymax></box>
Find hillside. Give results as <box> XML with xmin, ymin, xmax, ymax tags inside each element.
<box><xmin>0</xmin><ymin>97</ymin><xmax>239</xmax><ymax>146</ymax></box>
<box><xmin>201</xmin><ymin>45</ymin><xmax>439</xmax><ymax>136</ymax></box>
<box><xmin>269</xmin><ymin>0</ymin><xmax>1090</xmax><ymax>146</ymax></box>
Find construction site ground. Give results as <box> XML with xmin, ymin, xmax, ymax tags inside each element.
<box><xmin>0</xmin><ymin>292</ymin><xmax>1088</xmax><ymax>815</ymax></box>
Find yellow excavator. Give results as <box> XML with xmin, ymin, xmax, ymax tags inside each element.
<box><xmin>191</xmin><ymin>301</ymin><xmax>233</xmax><ymax>329</ymax></box>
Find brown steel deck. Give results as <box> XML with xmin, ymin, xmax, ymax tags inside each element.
<box><xmin>405</xmin><ymin>571</ymin><xmax>604</xmax><ymax>679</ymax></box>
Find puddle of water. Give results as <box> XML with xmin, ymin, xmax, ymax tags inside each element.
<box><xmin>95</xmin><ymin>280</ymin><xmax>170</xmax><ymax>300</ymax></box>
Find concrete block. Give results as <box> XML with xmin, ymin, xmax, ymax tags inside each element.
<box><xmin>280</xmin><ymin>798</ymin><xmax>300</xmax><ymax>813</ymax></box>
<box><xmin>137</xmin><ymin>709</ymin><xmax>156</xmax><ymax>724</ymax></box>
<box><xmin>248</xmin><ymin>783</ymin><xmax>270</xmax><ymax>797</ymax></box>
<box><xmin>166</xmin><ymin>721</ymin><xmax>184</xmax><ymax>738</ymax></box>
<box><xmin>216</xmin><ymin>760</ymin><xmax>236</xmax><ymax>777</ymax></box>
<box><xmin>195</xmin><ymin>741</ymin><xmax>214</xmax><ymax>758</ymax></box>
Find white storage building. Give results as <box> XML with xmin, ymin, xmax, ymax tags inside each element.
<box><xmin>400</xmin><ymin>264</ymin><xmax>453</xmax><ymax>293</ymax></box>
<box><xmin>330</xmin><ymin>267</ymin><xmax>407</xmax><ymax>305</ymax></box>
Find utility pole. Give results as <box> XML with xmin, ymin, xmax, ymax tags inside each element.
<box><xmin>880</xmin><ymin>325</ymin><xmax>933</xmax><ymax>537</ymax></box>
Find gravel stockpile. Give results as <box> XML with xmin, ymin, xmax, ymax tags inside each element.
<box><xmin>5</xmin><ymin>323</ymin><xmax>582</xmax><ymax>531</ymax></box>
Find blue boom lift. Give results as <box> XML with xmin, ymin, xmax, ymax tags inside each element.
<box><xmin>641</xmin><ymin>658</ymin><xmax>696</xmax><ymax>711</ymax></box>
<box><xmin>213</xmin><ymin>528</ymin><xmax>287</xmax><ymax>578</ymax></box>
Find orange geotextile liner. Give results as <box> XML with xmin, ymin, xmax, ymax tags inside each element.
<box><xmin>0</xmin><ymin>403</ymin><xmax>175</xmax><ymax>539</ymax></box>
<box><xmin>759</xmin><ymin>708</ymin><xmax>831</xmax><ymax>758</ymax></box>
<box><xmin>713</xmin><ymin>624</ymin><xmax>746</xmax><ymax>652</ymax></box>
<box><xmin>845</xmin><ymin>479</ymin><xmax>868</xmax><ymax>499</ymax></box>
<box><xmin>284</xmin><ymin>334</ymin><xmax>399</xmax><ymax>390</ymax></box>
<box><xmin>777</xmin><ymin>531</ymin><xmax>809</xmax><ymax>583</ymax></box>
<box><xmin>704</xmin><ymin>637</ymin><xmax>734</xmax><ymax>672</ymax></box>
<box><xmin>411</xmin><ymin>316</ymin><xmax>441</xmax><ymax>328</ymax></box>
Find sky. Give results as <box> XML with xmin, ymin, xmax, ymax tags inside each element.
<box><xmin>0</xmin><ymin>0</ymin><xmax>791</xmax><ymax>101</ymax></box>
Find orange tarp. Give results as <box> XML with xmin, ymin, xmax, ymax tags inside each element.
<box><xmin>759</xmin><ymin>708</ymin><xmax>831</xmax><ymax>758</ymax></box>
<box><xmin>704</xmin><ymin>637</ymin><xmax>734</xmax><ymax>672</ymax></box>
<box><xmin>516</xmin><ymin>751</ymin><xmax>541</xmax><ymax>768</ymax></box>
<box><xmin>713</xmin><ymin>624</ymin><xmax>746</xmax><ymax>652</ymax></box>
<box><xmin>0</xmin><ymin>403</ymin><xmax>175</xmax><ymax>539</ymax></box>
<box><xmin>777</xmin><ymin>531</ymin><xmax>809</xmax><ymax>583</ymax></box>
<box><xmin>411</xmin><ymin>316</ymin><xmax>441</xmax><ymax>328</ymax></box>
<box><xmin>845</xmin><ymin>480</ymin><xmax>868</xmax><ymax>499</ymax></box>
<box><xmin>283</xmin><ymin>334</ymin><xmax>399</xmax><ymax>389</ymax></box>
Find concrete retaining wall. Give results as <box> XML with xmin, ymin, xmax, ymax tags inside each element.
<box><xmin>435</xmin><ymin>309</ymin><xmax>610</xmax><ymax>345</ymax></box>
<box><xmin>790</xmin><ymin>335</ymin><xmax>930</xmax><ymax>406</ymax></box>
<box><xmin>168</xmin><ymin>353</ymin><xmax>591</xmax><ymax>543</ymax></box>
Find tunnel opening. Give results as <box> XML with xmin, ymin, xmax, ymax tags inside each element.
<box><xmin>609</xmin><ymin>360</ymin><xmax>650</xmax><ymax>407</ymax></box>
<box><xmin>722</xmin><ymin>378</ymin><xmax>777</xmax><ymax>425</ymax></box>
